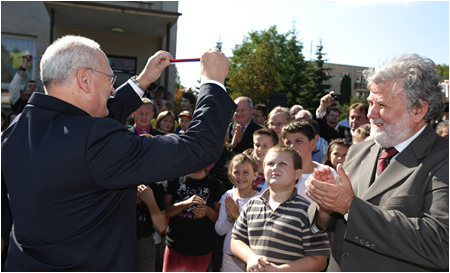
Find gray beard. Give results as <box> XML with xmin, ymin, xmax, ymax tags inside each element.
<box><xmin>370</xmin><ymin>110</ymin><xmax>413</xmax><ymax>148</ymax></box>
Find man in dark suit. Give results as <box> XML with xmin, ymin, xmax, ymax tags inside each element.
<box><xmin>306</xmin><ymin>54</ymin><xmax>448</xmax><ymax>271</ymax></box>
<box><xmin>129</xmin><ymin>97</ymin><xmax>165</xmax><ymax>136</ymax></box>
<box><xmin>1</xmin><ymin>35</ymin><xmax>236</xmax><ymax>271</ymax></box>
<box><xmin>227</xmin><ymin>96</ymin><xmax>263</xmax><ymax>154</ymax></box>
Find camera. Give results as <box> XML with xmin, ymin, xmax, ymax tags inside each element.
<box><xmin>22</xmin><ymin>55</ymin><xmax>33</xmax><ymax>60</ymax></box>
<box><xmin>331</xmin><ymin>93</ymin><xmax>343</xmax><ymax>101</ymax></box>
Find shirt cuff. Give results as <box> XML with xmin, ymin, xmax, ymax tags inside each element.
<box><xmin>316</xmin><ymin>109</ymin><xmax>325</xmax><ymax>119</ymax></box>
<box><xmin>310</xmin><ymin>223</ymin><xmax>321</xmax><ymax>234</ymax></box>
<box><xmin>200</xmin><ymin>80</ymin><xmax>227</xmax><ymax>92</ymax></box>
<box><xmin>127</xmin><ymin>79</ymin><xmax>145</xmax><ymax>98</ymax></box>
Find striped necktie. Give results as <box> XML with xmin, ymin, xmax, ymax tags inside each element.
<box><xmin>375</xmin><ymin>147</ymin><xmax>398</xmax><ymax>180</ymax></box>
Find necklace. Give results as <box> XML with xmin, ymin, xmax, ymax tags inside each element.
<box><xmin>238</xmin><ymin>188</ymin><xmax>255</xmax><ymax>199</ymax></box>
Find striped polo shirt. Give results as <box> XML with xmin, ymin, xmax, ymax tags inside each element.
<box><xmin>231</xmin><ymin>189</ymin><xmax>330</xmax><ymax>265</ymax></box>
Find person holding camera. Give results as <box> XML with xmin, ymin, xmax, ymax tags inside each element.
<box><xmin>315</xmin><ymin>91</ymin><xmax>349</xmax><ymax>142</ymax></box>
<box><xmin>315</xmin><ymin>91</ymin><xmax>369</xmax><ymax>143</ymax></box>
<box><xmin>8</xmin><ymin>53</ymin><xmax>39</xmax><ymax>115</ymax></box>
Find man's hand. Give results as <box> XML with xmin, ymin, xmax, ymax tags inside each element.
<box><xmin>231</xmin><ymin>124</ymin><xmax>244</xmax><ymax>148</ymax></box>
<box><xmin>320</xmin><ymin>91</ymin><xmax>337</xmax><ymax>108</ymax></box>
<box><xmin>317</xmin><ymin>91</ymin><xmax>337</xmax><ymax>116</ymax></box>
<box><xmin>199</xmin><ymin>49</ymin><xmax>229</xmax><ymax>85</ymax></box>
<box><xmin>306</xmin><ymin>164</ymin><xmax>354</xmax><ymax>215</ymax></box>
<box><xmin>137</xmin><ymin>50</ymin><xmax>172</xmax><ymax>89</ymax></box>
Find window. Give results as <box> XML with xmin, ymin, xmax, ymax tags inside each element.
<box><xmin>1</xmin><ymin>35</ymin><xmax>36</xmax><ymax>87</ymax></box>
<box><xmin>108</xmin><ymin>55</ymin><xmax>137</xmax><ymax>88</ymax></box>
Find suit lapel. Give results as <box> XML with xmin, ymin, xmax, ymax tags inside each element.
<box><xmin>242</xmin><ymin>121</ymin><xmax>254</xmax><ymax>141</ymax></box>
<box><xmin>361</xmin><ymin>152</ymin><xmax>415</xmax><ymax>201</ymax></box>
<box><xmin>353</xmin><ymin>145</ymin><xmax>379</xmax><ymax>197</ymax></box>
<box><xmin>360</xmin><ymin>125</ymin><xmax>435</xmax><ymax>201</ymax></box>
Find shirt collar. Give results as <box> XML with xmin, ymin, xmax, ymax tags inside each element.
<box><xmin>239</xmin><ymin>120</ymin><xmax>252</xmax><ymax>132</ymax></box>
<box><xmin>394</xmin><ymin>124</ymin><xmax>426</xmax><ymax>154</ymax></box>
<box><xmin>259</xmin><ymin>187</ymin><xmax>298</xmax><ymax>203</ymax></box>
<box><xmin>134</xmin><ymin>125</ymin><xmax>151</xmax><ymax>135</ymax></box>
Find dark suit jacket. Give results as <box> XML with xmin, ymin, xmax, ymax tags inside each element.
<box><xmin>309</xmin><ymin>125</ymin><xmax>449</xmax><ymax>271</ymax></box>
<box><xmin>1</xmin><ymin>83</ymin><xmax>236</xmax><ymax>271</ymax></box>
<box><xmin>226</xmin><ymin>120</ymin><xmax>263</xmax><ymax>154</ymax></box>
<box><xmin>315</xmin><ymin>117</ymin><xmax>352</xmax><ymax>143</ymax></box>
<box><xmin>128</xmin><ymin>125</ymin><xmax>166</xmax><ymax>136</ymax></box>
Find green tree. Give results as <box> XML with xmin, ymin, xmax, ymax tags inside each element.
<box><xmin>299</xmin><ymin>40</ymin><xmax>332</xmax><ymax>112</ymax></box>
<box><xmin>279</xmin><ymin>28</ymin><xmax>310</xmax><ymax>109</ymax></box>
<box><xmin>226</xmin><ymin>26</ymin><xmax>330</xmax><ymax>111</ymax></box>
<box><xmin>215</xmin><ymin>37</ymin><xmax>223</xmax><ymax>52</ymax></box>
<box><xmin>437</xmin><ymin>64</ymin><xmax>449</xmax><ymax>80</ymax></box>
<box><xmin>227</xmin><ymin>26</ymin><xmax>284</xmax><ymax>104</ymax></box>
<box><xmin>340</xmin><ymin>74</ymin><xmax>352</xmax><ymax>105</ymax></box>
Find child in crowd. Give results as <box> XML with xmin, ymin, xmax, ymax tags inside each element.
<box><xmin>261</xmin><ymin>120</ymin><xmax>337</xmax><ymax>201</ymax></box>
<box><xmin>267</xmin><ymin>106</ymin><xmax>292</xmax><ymax>144</ymax></box>
<box><xmin>230</xmin><ymin>145</ymin><xmax>330</xmax><ymax>271</ymax></box>
<box><xmin>352</xmin><ymin>123</ymin><xmax>371</xmax><ymax>143</ymax></box>
<box><xmin>436</xmin><ymin>120</ymin><xmax>449</xmax><ymax>137</ymax></box>
<box><xmin>136</xmin><ymin>183</ymin><xmax>166</xmax><ymax>271</ymax></box>
<box><xmin>176</xmin><ymin>110</ymin><xmax>193</xmax><ymax>134</ymax></box>
<box><xmin>178</xmin><ymin>92</ymin><xmax>196</xmax><ymax>117</ymax></box>
<box><xmin>215</xmin><ymin>154</ymin><xmax>260</xmax><ymax>272</ymax></box>
<box><xmin>163</xmin><ymin>168</ymin><xmax>225</xmax><ymax>272</ymax></box>
<box><xmin>322</xmin><ymin>138</ymin><xmax>352</xmax><ymax>170</ymax></box>
<box><xmin>152</xmin><ymin>86</ymin><xmax>166</xmax><ymax>116</ymax></box>
<box><xmin>155</xmin><ymin>110</ymin><xmax>176</xmax><ymax>134</ymax></box>
<box><xmin>251</xmin><ymin>128</ymin><xmax>278</xmax><ymax>192</ymax></box>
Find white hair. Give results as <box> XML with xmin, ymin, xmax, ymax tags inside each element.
<box><xmin>40</xmin><ymin>35</ymin><xmax>103</xmax><ymax>89</ymax></box>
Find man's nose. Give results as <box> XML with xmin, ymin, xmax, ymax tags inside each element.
<box><xmin>368</xmin><ymin>106</ymin><xmax>377</xmax><ymax>119</ymax></box>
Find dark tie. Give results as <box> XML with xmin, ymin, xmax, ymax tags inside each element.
<box><xmin>375</xmin><ymin>147</ymin><xmax>399</xmax><ymax>180</ymax></box>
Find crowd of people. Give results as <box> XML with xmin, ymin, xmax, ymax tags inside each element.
<box><xmin>1</xmin><ymin>35</ymin><xmax>449</xmax><ymax>272</ymax></box>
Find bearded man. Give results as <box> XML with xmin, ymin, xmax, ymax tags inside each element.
<box><xmin>306</xmin><ymin>54</ymin><xmax>448</xmax><ymax>271</ymax></box>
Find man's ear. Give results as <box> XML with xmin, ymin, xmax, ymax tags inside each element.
<box><xmin>412</xmin><ymin>101</ymin><xmax>429</xmax><ymax>123</ymax></box>
<box><xmin>77</xmin><ymin>68</ymin><xmax>92</xmax><ymax>94</ymax></box>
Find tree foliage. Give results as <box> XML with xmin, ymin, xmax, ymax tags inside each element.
<box><xmin>227</xmin><ymin>26</ymin><xmax>282</xmax><ymax>104</ymax></box>
<box><xmin>437</xmin><ymin>64</ymin><xmax>449</xmax><ymax>80</ymax></box>
<box><xmin>226</xmin><ymin>26</ymin><xmax>331</xmax><ymax>112</ymax></box>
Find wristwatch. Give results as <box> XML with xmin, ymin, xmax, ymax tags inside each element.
<box><xmin>130</xmin><ymin>75</ymin><xmax>145</xmax><ymax>91</ymax></box>
<box><xmin>343</xmin><ymin>210</ymin><xmax>350</xmax><ymax>221</ymax></box>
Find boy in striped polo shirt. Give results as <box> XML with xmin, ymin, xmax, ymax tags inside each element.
<box><xmin>230</xmin><ymin>145</ymin><xmax>330</xmax><ymax>271</ymax></box>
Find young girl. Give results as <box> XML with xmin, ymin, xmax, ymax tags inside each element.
<box><xmin>163</xmin><ymin>168</ymin><xmax>225</xmax><ymax>272</ymax></box>
<box><xmin>323</xmin><ymin>138</ymin><xmax>352</xmax><ymax>170</ymax></box>
<box><xmin>215</xmin><ymin>154</ymin><xmax>260</xmax><ymax>272</ymax></box>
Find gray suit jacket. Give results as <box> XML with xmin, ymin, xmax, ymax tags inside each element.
<box><xmin>309</xmin><ymin>125</ymin><xmax>449</xmax><ymax>271</ymax></box>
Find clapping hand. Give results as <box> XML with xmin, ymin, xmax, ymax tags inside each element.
<box><xmin>225</xmin><ymin>196</ymin><xmax>240</xmax><ymax>221</ymax></box>
<box><xmin>305</xmin><ymin>164</ymin><xmax>354</xmax><ymax>214</ymax></box>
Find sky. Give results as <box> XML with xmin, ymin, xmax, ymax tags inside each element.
<box><xmin>174</xmin><ymin>0</ymin><xmax>449</xmax><ymax>90</ymax></box>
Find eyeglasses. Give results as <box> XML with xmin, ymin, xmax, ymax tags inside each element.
<box><xmin>85</xmin><ymin>68</ymin><xmax>117</xmax><ymax>87</ymax></box>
